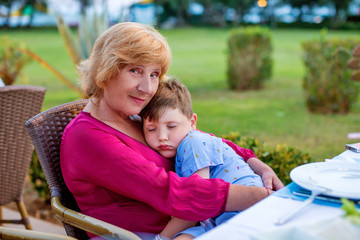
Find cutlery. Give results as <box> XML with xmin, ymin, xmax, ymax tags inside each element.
<box><xmin>293</xmin><ymin>190</ymin><xmax>360</xmax><ymax>205</ymax></box>
<box><xmin>275</xmin><ymin>186</ymin><xmax>329</xmax><ymax>225</ymax></box>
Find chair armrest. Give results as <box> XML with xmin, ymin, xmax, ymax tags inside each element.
<box><xmin>0</xmin><ymin>227</ymin><xmax>77</xmax><ymax>240</ymax></box>
<box><xmin>51</xmin><ymin>197</ymin><xmax>141</xmax><ymax>240</ymax></box>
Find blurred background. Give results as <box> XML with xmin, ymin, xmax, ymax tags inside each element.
<box><xmin>0</xmin><ymin>0</ymin><xmax>359</xmax><ymax>215</ymax></box>
<box><xmin>1</xmin><ymin>0</ymin><xmax>360</xmax><ymax>30</ymax></box>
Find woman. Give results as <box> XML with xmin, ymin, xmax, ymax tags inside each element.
<box><xmin>60</xmin><ymin>22</ymin><xmax>283</xmax><ymax>238</ymax></box>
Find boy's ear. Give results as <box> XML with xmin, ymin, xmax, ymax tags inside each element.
<box><xmin>190</xmin><ymin>113</ymin><xmax>197</xmax><ymax>129</ymax></box>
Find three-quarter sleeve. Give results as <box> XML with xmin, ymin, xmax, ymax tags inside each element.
<box><xmin>61</xmin><ymin>118</ymin><xmax>230</xmax><ymax>222</ymax></box>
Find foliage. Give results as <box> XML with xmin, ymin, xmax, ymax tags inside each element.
<box><xmin>341</xmin><ymin>198</ymin><xmax>360</xmax><ymax>226</ymax></box>
<box><xmin>5</xmin><ymin>28</ymin><xmax>359</xmax><ymax>164</ymax></box>
<box><xmin>0</xmin><ymin>36</ymin><xmax>32</xmax><ymax>85</ymax></box>
<box><xmin>26</xmin><ymin>8</ymin><xmax>108</xmax><ymax>200</ymax></box>
<box><xmin>302</xmin><ymin>30</ymin><xmax>360</xmax><ymax>114</ymax></box>
<box><xmin>19</xmin><ymin>47</ymin><xmax>85</xmax><ymax>97</ymax></box>
<box><xmin>19</xmin><ymin>9</ymin><xmax>108</xmax><ymax>97</ymax></box>
<box><xmin>222</xmin><ymin>132</ymin><xmax>313</xmax><ymax>185</ymax></box>
<box><xmin>0</xmin><ymin>0</ymin><xmax>47</xmax><ymax>28</ymax></box>
<box><xmin>56</xmin><ymin>9</ymin><xmax>108</xmax><ymax>65</ymax></box>
<box><xmin>348</xmin><ymin>45</ymin><xmax>360</xmax><ymax>82</ymax></box>
<box><xmin>29</xmin><ymin>151</ymin><xmax>50</xmax><ymax>202</ymax></box>
<box><xmin>227</xmin><ymin>26</ymin><xmax>273</xmax><ymax>90</ymax></box>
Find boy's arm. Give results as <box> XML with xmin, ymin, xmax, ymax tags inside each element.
<box><xmin>159</xmin><ymin>217</ymin><xmax>198</xmax><ymax>239</ymax></box>
<box><xmin>159</xmin><ymin>167</ymin><xmax>210</xmax><ymax>239</ymax></box>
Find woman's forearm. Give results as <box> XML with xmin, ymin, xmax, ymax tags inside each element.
<box><xmin>225</xmin><ymin>184</ymin><xmax>270</xmax><ymax>211</ymax></box>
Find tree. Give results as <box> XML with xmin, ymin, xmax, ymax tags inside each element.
<box><xmin>223</xmin><ymin>0</ymin><xmax>255</xmax><ymax>26</ymax></box>
<box><xmin>283</xmin><ymin>0</ymin><xmax>323</xmax><ymax>22</ymax></box>
<box><xmin>154</xmin><ymin>0</ymin><xmax>191</xmax><ymax>26</ymax></box>
<box><xmin>0</xmin><ymin>0</ymin><xmax>47</xmax><ymax>28</ymax></box>
<box><xmin>331</xmin><ymin>0</ymin><xmax>352</xmax><ymax>28</ymax></box>
<box><xmin>0</xmin><ymin>0</ymin><xmax>14</xmax><ymax>28</ymax></box>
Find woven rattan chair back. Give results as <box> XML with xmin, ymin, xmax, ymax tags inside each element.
<box><xmin>0</xmin><ymin>85</ymin><xmax>46</xmax><ymax>230</ymax></box>
<box><xmin>25</xmin><ymin>99</ymin><xmax>89</xmax><ymax>239</ymax></box>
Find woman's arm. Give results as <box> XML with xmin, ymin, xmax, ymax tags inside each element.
<box><xmin>226</xmin><ymin>184</ymin><xmax>272</xmax><ymax>211</ymax></box>
<box><xmin>61</xmin><ymin>122</ymin><xmax>230</xmax><ymax>222</ymax></box>
<box><xmin>158</xmin><ymin>167</ymin><xmax>210</xmax><ymax>239</ymax></box>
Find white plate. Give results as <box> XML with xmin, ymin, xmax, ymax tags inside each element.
<box><xmin>290</xmin><ymin>162</ymin><xmax>360</xmax><ymax>199</ymax></box>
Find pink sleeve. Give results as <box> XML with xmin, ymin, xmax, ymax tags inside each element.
<box><xmin>62</xmin><ymin>124</ymin><xmax>230</xmax><ymax>222</ymax></box>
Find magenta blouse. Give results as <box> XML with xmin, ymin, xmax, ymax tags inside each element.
<box><xmin>60</xmin><ymin>111</ymin><xmax>256</xmax><ymax>234</ymax></box>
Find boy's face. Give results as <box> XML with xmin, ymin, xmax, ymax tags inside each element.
<box><xmin>143</xmin><ymin>108</ymin><xmax>197</xmax><ymax>158</ymax></box>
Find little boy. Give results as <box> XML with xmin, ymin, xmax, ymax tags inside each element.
<box><xmin>141</xmin><ymin>78</ymin><xmax>267</xmax><ymax>240</ymax></box>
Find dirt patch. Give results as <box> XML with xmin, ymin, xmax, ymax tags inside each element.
<box><xmin>5</xmin><ymin>177</ymin><xmax>62</xmax><ymax>226</ymax></box>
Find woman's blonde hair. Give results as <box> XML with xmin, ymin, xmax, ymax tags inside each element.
<box><xmin>78</xmin><ymin>22</ymin><xmax>172</xmax><ymax>100</ymax></box>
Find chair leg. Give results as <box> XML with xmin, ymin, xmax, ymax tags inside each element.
<box><xmin>16</xmin><ymin>202</ymin><xmax>32</xmax><ymax>230</ymax></box>
<box><xmin>0</xmin><ymin>206</ymin><xmax>2</xmax><ymax>226</ymax></box>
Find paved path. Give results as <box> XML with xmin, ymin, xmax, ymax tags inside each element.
<box><xmin>2</xmin><ymin>207</ymin><xmax>66</xmax><ymax>235</ymax></box>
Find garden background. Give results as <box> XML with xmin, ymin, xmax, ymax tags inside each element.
<box><xmin>1</xmin><ymin>0</ymin><xmax>360</xmax><ymax>226</ymax></box>
<box><xmin>1</xmin><ymin>27</ymin><xmax>359</xmax><ymax>162</ymax></box>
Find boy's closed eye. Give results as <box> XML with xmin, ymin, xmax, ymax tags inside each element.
<box><xmin>145</xmin><ymin>127</ymin><xmax>156</xmax><ymax>132</ymax></box>
<box><xmin>167</xmin><ymin>124</ymin><xmax>177</xmax><ymax>129</ymax></box>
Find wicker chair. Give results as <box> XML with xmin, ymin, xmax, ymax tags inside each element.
<box><xmin>0</xmin><ymin>85</ymin><xmax>46</xmax><ymax>230</ymax></box>
<box><xmin>25</xmin><ymin>99</ymin><xmax>141</xmax><ymax>240</ymax></box>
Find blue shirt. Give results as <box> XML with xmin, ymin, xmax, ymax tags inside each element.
<box><xmin>175</xmin><ymin>130</ymin><xmax>262</xmax><ymax>186</ymax></box>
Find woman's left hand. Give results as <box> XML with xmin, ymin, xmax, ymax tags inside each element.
<box><xmin>246</xmin><ymin>157</ymin><xmax>284</xmax><ymax>190</ymax></box>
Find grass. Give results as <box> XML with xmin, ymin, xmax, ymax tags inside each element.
<box><xmin>1</xmin><ymin>27</ymin><xmax>360</xmax><ymax>162</ymax></box>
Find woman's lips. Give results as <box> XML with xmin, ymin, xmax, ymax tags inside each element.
<box><xmin>130</xmin><ymin>96</ymin><xmax>145</xmax><ymax>104</ymax></box>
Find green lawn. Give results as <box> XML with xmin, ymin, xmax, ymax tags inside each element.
<box><xmin>1</xmin><ymin>27</ymin><xmax>360</xmax><ymax>162</ymax></box>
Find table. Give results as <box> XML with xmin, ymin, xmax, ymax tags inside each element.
<box><xmin>195</xmin><ymin>151</ymin><xmax>360</xmax><ymax>240</ymax></box>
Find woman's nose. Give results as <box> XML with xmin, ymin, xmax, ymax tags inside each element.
<box><xmin>138</xmin><ymin>76</ymin><xmax>153</xmax><ymax>94</ymax></box>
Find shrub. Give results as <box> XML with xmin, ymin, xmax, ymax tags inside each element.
<box><xmin>302</xmin><ymin>31</ymin><xmax>360</xmax><ymax>114</ymax></box>
<box><xmin>227</xmin><ymin>26</ymin><xmax>273</xmax><ymax>90</ymax></box>
<box><xmin>0</xmin><ymin>36</ymin><xmax>32</xmax><ymax>85</ymax></box>
<box><xmin>222</xmin><ymin>132</ymin><xmax>313</xmax><ymax>185</ymax></box>
<box><xmin>348</xmin><ymin>45</ymin><xmax>360</xmax><ymax>82</ymax></box>
<box><xmin>29</xmin><ymin>151</ymin><xmax>50</xmax><ymax>202</ymax></box>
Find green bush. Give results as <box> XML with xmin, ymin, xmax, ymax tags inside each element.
<box><xmin>222</xmin><ymin>132</ymin><xmax>313</xmax><ymax>185</ymax></box>
<box><xmin>302</xmin><ymin>31</ymin><xmax>360</xmax><ymax>114</ymax></box>
<box><xmin>29</xmin><ymin>151</ymin><xmax>50</xmax><ymax>202</ymax></box>
<box><xmin>227</xmin><ymin>26</ymin><xmax>273</xmax><ymax>90</ymax></box>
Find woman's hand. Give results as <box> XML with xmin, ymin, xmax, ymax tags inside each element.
<box><xmin>246</xmin><ymin>157</ymin><xmax>284</xmax><ymax>190</ymax></box>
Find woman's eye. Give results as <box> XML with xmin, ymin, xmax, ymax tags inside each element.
<box><xmin>130</xmin><ymin>69</ymin><xmax>140</xmax><ymax>74</ymax></box>
<box><xmin>147</xmin><ymin>128</ymin><xmax>156</xmax><ymax>132</ymax></box>
<box><xmin>150</xmin><ymin>72</ymin><xmax>160</xmax><ymax>78</ymax></box>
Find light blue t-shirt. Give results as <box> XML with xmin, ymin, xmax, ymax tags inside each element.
<box><xmin>175</xmin><ymin>130</ymin><xmax>263</xmax><ymax>187</ymax></box>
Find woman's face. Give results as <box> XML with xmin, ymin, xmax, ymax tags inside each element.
<box><xmin>102</xmin><ymin>63</ymin><xmax>161</xmax><ymax>117</ymax></box>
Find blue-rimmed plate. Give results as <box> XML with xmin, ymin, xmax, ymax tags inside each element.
<box><xmin>290</xmin><ymin>162</ymin><xmax>360</xmax><ymax>200</ymax></box>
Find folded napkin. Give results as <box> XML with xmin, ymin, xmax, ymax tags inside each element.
<box><xmin>274</xmin><ymin>183</ymin><xmax>360</xmax><ymax>208</ymax></box>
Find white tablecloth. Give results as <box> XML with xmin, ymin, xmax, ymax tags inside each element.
<box><xmin>195</xmin><ymin>195</ymin><xmax>344</xmax><ymax>240</ymax></box>
<box><xmin>195</xmin><ymin>150</ymin><xmax>360</xmax><ymax>240</ymax></box>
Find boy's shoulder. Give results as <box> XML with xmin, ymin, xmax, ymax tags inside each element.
<box><xmin>182</xmin><ymin>130</ymin><xmax>222</xmax><ymax>146</ymax></box>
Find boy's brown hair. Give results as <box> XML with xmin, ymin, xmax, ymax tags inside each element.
<box><xmin>140</xmin><ymin>78</ymin><xmax>193</xmax><ymax>122</ymax></box>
